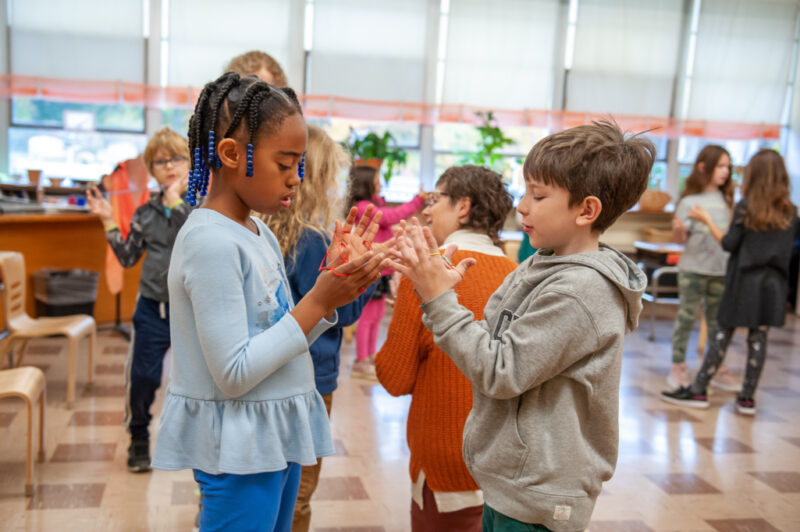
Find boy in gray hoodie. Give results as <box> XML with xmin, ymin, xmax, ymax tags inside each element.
<box><xmin>386</xmin><ymin>121</ymin><xmax>654</xmax><ymax>532</ymax></box>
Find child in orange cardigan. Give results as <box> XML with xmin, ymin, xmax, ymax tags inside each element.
<box><xmin>375</xmin><ymin>166</ymin><xmax>516</xmax><ymax>532</ymax></box>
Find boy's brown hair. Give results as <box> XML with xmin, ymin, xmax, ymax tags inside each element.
<box><xmin>523</xmin><ymin>120</ymin><xmax>656</xmax><ymax>232</ymax></box>
<box><xmin>225</xmin><ymin>50</ymin><xmax>288</xmax><ymax>87</ymax></box>
<box><xmin>143</xmin><ymin>126</ymin><xmax>190</xmax><ymax>174</ymax></box>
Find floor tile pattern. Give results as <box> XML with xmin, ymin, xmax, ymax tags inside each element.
<box><xmin>1</xmin><ymin>310</ymin><xmax>799</xmax><ymax>530</ymax></box>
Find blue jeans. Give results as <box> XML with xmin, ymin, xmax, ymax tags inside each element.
<box><xmin>125</xmin><ymin>295</ymin><xmax>170</xmax><ymax>442</ymax></box>
<box><xmin>194</xmin><ymin>464</ymin><xmax>302</xmax><ymax>532</ymax></box>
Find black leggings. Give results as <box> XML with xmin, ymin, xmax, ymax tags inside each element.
<box><xmin>691</xmin><ymin>326</ymin><xmax>768</xmax><ymax>399</ymax></box>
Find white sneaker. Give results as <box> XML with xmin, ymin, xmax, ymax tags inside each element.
<box><xmin>667</xmin><ymin>362</ymin><xmax>690</xmax><ymax>389</ymax></box>
<box><xmin>710</xmin><ymin>365</ymin><xmax>740</xmax><ymax>393</ymax></box>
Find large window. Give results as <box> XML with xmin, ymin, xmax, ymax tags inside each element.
<box><xmin>309</xmin><ymin>118</ymin><xmax>422</xmax><ymax>202</ymax></box>
<box><xmin>433</xmin><ymin>122</ymin><xmax>549</xmax><ymax>202</ymax></box>
<box><xmin>8</xmin><ymin>127</ymin><xmax>147</xmax><ymax>183</ymax></box>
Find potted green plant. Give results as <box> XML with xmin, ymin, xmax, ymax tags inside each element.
<box><xmin>460</xmin><ymin>111</ymin><xmax>515</xmax><ymax>174</ymax></box>
<box><xmin>344</xmin><ymin>130</ymin><xmax>408</xmax><ymax>184</ymax></box>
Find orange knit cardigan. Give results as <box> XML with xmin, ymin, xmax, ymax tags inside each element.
<box><xmin>375</xmin><ymin>250</ymin><xmax>516</xmax><ymax>493</ymax></box>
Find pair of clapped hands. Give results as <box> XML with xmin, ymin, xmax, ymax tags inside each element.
<box><xmin>322</xmin><ymin>205</ymin><xmax>476</xmax><ymax>305</ymax></box>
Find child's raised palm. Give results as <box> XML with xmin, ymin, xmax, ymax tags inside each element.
<box><xmin>386</xmin><ymin>218</ymin><xmax>475</xmax><ymax>303</ymax></box>
<box><xmin>325</xmin><ymin>205</ymin><xmax>383</xmax><ymax>268</ymax></box>
<box><xmin>86</xmin><ymin>186</ymin><xmax>114</xmax><ymax>223</ymax></box>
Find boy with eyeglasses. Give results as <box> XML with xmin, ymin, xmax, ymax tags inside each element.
<box><xmin>86</xmin><ymin>126</ymin><xmax>191</xmax><ymax>473</ymax></box>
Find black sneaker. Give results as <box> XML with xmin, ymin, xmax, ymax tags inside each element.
<box><xmin>127</xmin><ymin>440</ymin><xmax>151</xmax><ymax>473</ymax></box>
<box><xmin>660</xmin><ymin>386</ymin><xmax>710</xmax><ymax>409</ymax></box>
<box><xmin>735</xmin><ymin>396</ymin><xmax>756</xmax><ymax>415</ymax></box>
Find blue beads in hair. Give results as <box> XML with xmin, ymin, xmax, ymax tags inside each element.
<box><xmin>207</xmin><ymin>131</ymin><xmax>215</xmax><ymax>168</ymax></box>
<box><xmin>187</xmin><ymin>147</ymin><xmax>203</xmax><ymax>206</ymax></box>
<box><xmin>246</xmin><ymin>143</ymin><xmax>254</xmax><ymax>178</ymax></box>
<box><xmin>298</xmin><ymin>153</ymin><xmax>305</xmax><ymax>181</ymax></box>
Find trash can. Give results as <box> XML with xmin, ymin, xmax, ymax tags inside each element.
<box><xmin>32</xmin><ymin>268</ymin><xmax>99</xmax><ymax>317</ymax></box>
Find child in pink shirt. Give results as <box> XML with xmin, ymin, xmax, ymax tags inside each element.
<box><xmin>346</xmin><ymin>165</ymin><xmax>426</xmax><ymax>378</ymax></box>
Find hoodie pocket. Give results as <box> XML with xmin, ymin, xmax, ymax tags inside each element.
<box><xmin>465</xmin><ymin>399</ymin><xmax>529</xmax><ymax>480</ymax></box>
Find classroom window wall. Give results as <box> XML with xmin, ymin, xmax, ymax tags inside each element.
<box><xmin>2</xmin><ymin>0</ymin><xmax>798</xmax><ymax>203</ymax></box>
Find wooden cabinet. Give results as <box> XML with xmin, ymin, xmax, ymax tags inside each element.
<box><xmin>0</xmin><ymin>213</ymin><xmax>141</xmax><ymax>324</ymax></box>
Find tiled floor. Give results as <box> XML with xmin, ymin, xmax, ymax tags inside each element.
<box><xmin>1</xmin><ymin>308</ymin><xmax>800</xmax><ymax>531</ymax></box>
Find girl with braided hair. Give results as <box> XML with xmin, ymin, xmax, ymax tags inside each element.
<box><xmin>151</xmin><ymin>72</ymin><xmax>387</xmax><ymax>531</ymax></box>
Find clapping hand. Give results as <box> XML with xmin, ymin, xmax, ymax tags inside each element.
<box><xmin>385</xmin><ymin>218</ymin><xmax>476</xmax><ymax>303</ymax></box>
<box><xmin>324</xmin><ymin>205</ymin><xmax>383</xmax><ymax>269</ymax></box>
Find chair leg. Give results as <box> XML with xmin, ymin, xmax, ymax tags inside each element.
<box><xmin>66</xmin><ymin>337</ymin><xmax>78</xmax><ymax>410</ymax></box>
<box><xmin>86</xmin><ymin>327</ymin><xmax>96</xmax><ymax>390</ymax></box>
<box><xmin>13</xmin><ymin>339</ymin><xmax>29</xmax><ymax>368</ymax></box>
<box><xmin>38</xmin><ymin>387</ymin><xmax>46</xmax><ymax>463</ymax></box>
<box><xmin>25</xmin><ymin>397</ymin><xmax>33</xmax><ymax>497</ymax></box>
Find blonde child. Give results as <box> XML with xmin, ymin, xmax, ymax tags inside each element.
<box><xmin>662</xmin><ymin>149</ymin><xmax>798</xmax><ymax>414</ymax></box>
<box><xmin>150</xmin><ymin>72</ymin><xmax>385</xmax><ymax>531</ymax></box>
<box><xmin>86</xmin><ymin>126</ymin><xmax>190</xmax><ymax>473</ymax></box>
<box><xmin>263</xmin><ymin>125</ymin><xmax>375</xmax><ymax>532</ymax></box>
<box><xmin>226</xmin><ymin>50</ymin><xmax>288</xmax><ymax>87</ymax></box>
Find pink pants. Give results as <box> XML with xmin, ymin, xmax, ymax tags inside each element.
<box><xmin>355</xmin><ymin>296</ymin><xmax>386</xmax><ymax>361</ymax></box>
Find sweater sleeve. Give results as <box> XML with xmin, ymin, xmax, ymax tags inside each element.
<box><xmin>721</xmin><ymin>200</ymin><xmax>747</xmax><ymax>253</ymax></box>
<box><xmin>105</xmin><ymin>204</ymin><xmax>146</xmax><ymax>268</ymax></box>
<box><xmin>421</xmin><ymin>283</ymin><xmax>601</xmax><ymax>400</ymax></box>
<box><xmin>181</xmin><ymin>227</ymin><xmax>309</xmax><ymax>398</ymax></box>
<box><xmin>362</xmin><ymin>195</ymin><xmax>424</xmax><ymax>228</ymax></box>
<box><xmin>375</xmin><ymin>277</ymin><xmax>425</xmax><ymax>396</ymax></box>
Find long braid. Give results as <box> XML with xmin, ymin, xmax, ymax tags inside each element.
<box><xmin>187</xmin><ymin>84</ymin><xmax>214</xmax><ymax>205</ymax></box>
<box><xmin>207</xmin><ymin>73</ymin><xmax>240</xmax><ymax>170</ymax></box>
<box><xmin>247</xmin><ymin>90</ymin><xmax>271</xmax><ymax>145</ymax></box>
<box><xmin>222</xmin><ymin>82</ymin><xmax>272</xmax><ymax>139</ymax></box>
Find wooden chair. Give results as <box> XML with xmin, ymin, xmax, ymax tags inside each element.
<box><xmin>0</xmin><ymin>251</ymin><xmax>96</xmax><ymax>409</ymax></box>
<box><xmin>0</xmin><ymin>365</ymin><xmax>46</xmax><ymax>496</ymax></box>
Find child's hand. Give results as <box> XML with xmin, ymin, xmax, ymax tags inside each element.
<box><xmin>385</xmin><ymin>218</ymin><xmax>475</xmax><ymax>303</ymax></box>
<box><xmin>687</xmin><ymin>205</ymin><xmax>712</xmax><ymax>226</ymax></box>
<box><xmin>315</xmin><ymin>250</ymin><xmax>386</xmax><ymax>312</ymax></box>
<box><xmin>326</xmin><ymin>205</ymin><xmax>383</xmax><ymax>268</ymax></box>
<box><xmin>163</xmin><ymin>175</ymin><xmax>189</xmax><ymax>206</ymax></box>
<box><xmin>86</xmin><ymin>186</ymin><xmax>115</xmax><ymax>227</ymax></box>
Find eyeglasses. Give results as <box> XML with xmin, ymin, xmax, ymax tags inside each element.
<box><xmin>425</xmin><ymin>191</ymin><xmax>450</xmax><ymax>207</ymax></box>
<box><xmin>152</xmin><ymin>155</ymin><xmax>189</xmax><ymax>168</ymax></box>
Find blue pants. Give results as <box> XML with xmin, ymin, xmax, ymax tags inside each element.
<box><xmin>125</xmin><ymin>295</ymin><xmax>170</xmax><ymax>442</ymax></box>
<box><xmin>194</xmin><ymin>464</ymin><xmax>302</xmax><ymax>532</ymax></box>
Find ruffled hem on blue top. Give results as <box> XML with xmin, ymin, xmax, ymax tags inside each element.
<box><xmin>151</xmin><ymin>389</ymin><xmax>335</xmax><ymax>475</ymax></box>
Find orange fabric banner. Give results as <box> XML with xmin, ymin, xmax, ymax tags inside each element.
<box><xmin>102</xmin><ymin>157</ymin><xmax>150</xmax><ymax>295</ymax></box>
<box><xmin>0</xmin><ymin>74</ymin><xmax>783</xmax><ymax>141</ymax></box>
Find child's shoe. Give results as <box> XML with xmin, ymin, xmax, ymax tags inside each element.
<box><xmin>735</xmin><ymin>396</ymin><xmax>756</xmax><ymax>415</ymax></box>
<box><xmin>127</xmin><ymin>440</ymin><xmax>151</xmax><ymax>473</ymax></box>
<box><xmin>352</xmin><ymin>359</ymin><xmax>377</xmax><ymax>380</ymax></box>
<box><xmin>660</xmin><ymin>386</ymin><xmax>710</xmax><ymax>409</ymax></box>
<box><xmin>667</xmin><ymin>362</ymin><xmax>690</xmax><ymax>389</ymax></box>
<box><xmin>710</xmin><ymin>365</ymin><xmax>740</xmax><ymax>393</ymax></box>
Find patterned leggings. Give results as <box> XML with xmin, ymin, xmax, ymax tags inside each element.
<box><xmin>691</xmin><ymin>326</ymin><xmax>769</xmax><ymax>399</ymax></box>
<box><xmin>671</xmin><ymin>271</ymin><xmax>725</xmax><ymax>363</ymax></box>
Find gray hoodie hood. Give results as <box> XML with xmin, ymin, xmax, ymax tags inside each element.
<box><xmin>523</xmin><ymin>243</ymin><xmax>647</xmax><ymax>333</ymax></box>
